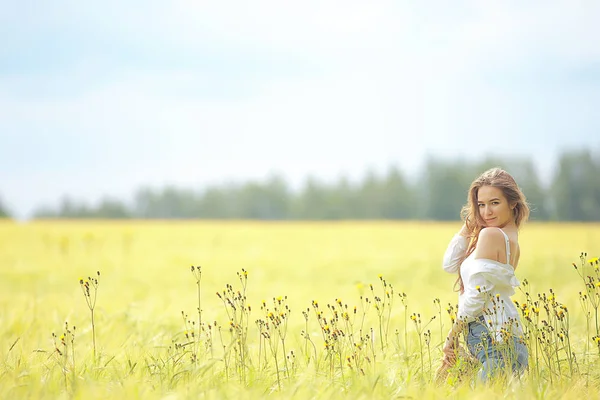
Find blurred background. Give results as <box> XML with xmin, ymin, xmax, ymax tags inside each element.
<box><xmin>1</xmin><ymin>1</ymin><xmax>598</xmax><ymax>222</ymax></box>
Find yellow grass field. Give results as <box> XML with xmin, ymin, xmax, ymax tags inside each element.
<box><xmin>1</xmin><ymin>220</ymin><xmax>599</xmax><ymax>399</ymax></box>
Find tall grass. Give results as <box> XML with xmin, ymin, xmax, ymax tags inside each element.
<box><xmin>0</xmin><ymin>221</ymin><xmax>599</xmax><ymax>399</ymax></box>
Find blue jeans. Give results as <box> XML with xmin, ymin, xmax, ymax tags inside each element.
<box><xmin>466</xmin><ymin>318</ymin><xmax>528</xmax><ymax>382</ymax></box>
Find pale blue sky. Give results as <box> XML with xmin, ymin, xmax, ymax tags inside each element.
<box><xmin>1</xmin><ymin>0</ymin><xmax>599</xmax><ymax>218</ymax></box>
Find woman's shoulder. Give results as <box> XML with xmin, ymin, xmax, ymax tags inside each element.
<box><xmin>477</xmin><ymin>227</ymin><xmax>506</xmax><ymax>244</ymax></box>
<box><xmin>475</xmin><ymin>228</ymin><xmax>507</xmax><ymax>260</ymax></box>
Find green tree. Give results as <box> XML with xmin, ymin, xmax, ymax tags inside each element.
<box><xmin>292</xmin><ymin>176</ymin><xmax>344</xmax><ymax>219</ymax></box>
<box><xmin>551</xmin><ymin>149</ymin><xmax>600</xmax><ymax>221</ymax></box>
<box><xmin>379</xmin><ymin>166</ymin><xmax>416</xmax><ymax>219</ymax></box>
<box><xmin>95</xmin><ymin>197</ymin><xmax>131</xmax><ymax>219</ymax></box>
<box><xmin>420</xmin><ymin>158</ymin><xmax>472</xmax><ymax>220</ymax></box>
<box><xmin>0</xmin><ymin>196</ymin><xmax>10</xmax><ymax>219</ymax></box>
<box><xmin>236</xmin><ymin>175</ymin><xmax>291</xmax><ymax>219</ymax></box>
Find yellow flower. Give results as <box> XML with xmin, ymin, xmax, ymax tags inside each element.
<box><xmin>595</xmin><ymin>282</ymin><xmax>600</xmax><ymax>288</ymax></box>
<box><xmin>588</xmin><ymin>257</ymin><xmax>599</xmax><ymax>264</ymax></box>
<box><xmin>475</xmin><ymin>285</ymin><xmax>481</xmax><ymax>292</ymax></box>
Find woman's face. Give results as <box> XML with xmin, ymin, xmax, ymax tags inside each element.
<box><xmin>477</xmin><ymin>185</ymin><xmax>514</xmax><ymax>228</ymax></box>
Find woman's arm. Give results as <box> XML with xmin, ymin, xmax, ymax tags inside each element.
<box><xmin>443</xmin><ymin>271</ymin><xmax>493</xmax><ymax>358</ymax></box>
<box><xmin>442</xmin><ymin>228</ymin><xmax>505</xmax><ymax>356</ymax></box>
<box><xmin>442</xmin><ymin>224</ymin><xmax>470</xmax><ymax>273</ymax></box>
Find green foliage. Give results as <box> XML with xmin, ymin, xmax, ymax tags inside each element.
<box><xmin>28</xmin><ymin>149</ymin><xmax>600</xmax><ymax>221</ymax></box>
<box><xmin>0</xmin><ymin>196</ymin><xmax>11</xmax><ymax>219</ymax></box>
<box><xmin>552</xmin><ymin>150</ymin><xmax>600</xmax><ymax>221</ymax></box>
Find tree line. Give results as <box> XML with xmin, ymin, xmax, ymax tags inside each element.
<box><xmin>2</xmin><ymin>149</ymin><xmax>599</xmax><ymax>221</ymax></box>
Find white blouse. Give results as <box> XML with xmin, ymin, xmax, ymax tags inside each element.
<box><xmin>442</xmin><ymin>230</ymin><xmax>523</xmax><ymax>340</ymax></box>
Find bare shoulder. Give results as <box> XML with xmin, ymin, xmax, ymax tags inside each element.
<box><xmin>474</xmin><ymin>228</ymin><xmax>505</xmax><ymax>261</ymax></box>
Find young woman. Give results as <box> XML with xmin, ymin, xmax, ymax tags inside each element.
<box><xmin>441</xmin><ymin>167</ymin><xmax>530</xmax><ymax>382</ymax></box>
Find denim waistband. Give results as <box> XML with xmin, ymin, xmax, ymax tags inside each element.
<box><xmin>468</xmin><ymin>315</ymin><xmax>486</xmax><ymax>327</ymax></box>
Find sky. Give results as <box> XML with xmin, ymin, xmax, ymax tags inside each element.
<box><xmin>1</xmin><ymin>0</ymin><xmax>599</xmax><ymax>219</ymax></box>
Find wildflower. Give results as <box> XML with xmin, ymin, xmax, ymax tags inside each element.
<box><xmin>588</xmin><ymin>257</ymin><xmax>599</xmax><ymax>265</ymax></box>
<box><xmin>476</xmin><ymin>285</ymin><xmax>481</xmax><ymax>292</ymax></box>
<box><xmin>596</xmin><ymin>282</ymin><xmax>600</xmax><ymax>288</ymax></box>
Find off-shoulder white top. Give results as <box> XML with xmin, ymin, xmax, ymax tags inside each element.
<box><xmin>442</xmin><ymin>229</ymin><xmax>523</xmax><ymax>340</ymax></box>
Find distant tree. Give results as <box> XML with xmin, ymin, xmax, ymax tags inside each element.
<box><xmin>133</xmin><ymin>186</ymin><xmax>199</xmax><ymax>219</ymax></box>
<box><xmin>236</xmin><ymin>175</ymin><xmax>291</xmax><ymax>219</ymax></box>
<box><xmin>379</xmin><ymin>166</ymin><xmax>416</xmax><ymax>219</ymax></box>
<box><xmin>32</xmin><ymin>206</ymin><xmax>57</xmax><ymax>219</ymax></box>
<box><xmin>22</xmin><ymin>148</ymin><xmax>600</xmax><ymax>221</ymax></box>
<box><xmin>551</xmin><ymin>149</ymin><xmax>600</xmax><ymax>221</ymax></box>
<box><xmin>95</xmin><ymin>197</ymin><xmax>131</xmax><ymax>219</ymax></box>
<box><xmin>58</xmin><ymin>196</ymin><xmax>93</xmax><ymax>218</ymax></box>
<box><xmin>293</xmin><ymin>176</ymin><xmax>344</xmax><ymax>219</ymax></box>
<box><xmin>356</xmin><ymin>168</ymin><xmax>385</xmax><ymax>219</ymax></box>
<box><xmin>421</xmin><ymin>158</ymin><xmax>472</xmax><ymax>220</ymax></box>
<box><xmin>0</xmin><ymin>196</ymin><xmax>10</xmax><ymax>219</ymax></box>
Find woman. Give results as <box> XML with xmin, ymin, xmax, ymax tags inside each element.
<box><xmin>441</xmin><ymin>167</ymin><xmax>530</xmax><ymax>382</ymax></box>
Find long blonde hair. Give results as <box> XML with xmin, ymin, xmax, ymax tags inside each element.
<box><xmin>454</xmin><ymin>167</ymin><xmax>530</xmax><ymax>292</ymax></box>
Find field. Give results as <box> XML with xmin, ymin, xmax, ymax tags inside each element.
<box><xmin>1</xmin><ymin>220</ymin><xmax>599</xmax><ymax>399</ymax></box>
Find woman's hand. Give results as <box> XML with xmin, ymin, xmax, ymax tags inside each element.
<box><xmin>442</xmin><ymin>323</ymin><xmax>462</xmax><ymax>366</ymax></box>
<box><xmin>442</xmin><ymin>331</ymin><xmax>457</xmax><ymax>365</ymax></box>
